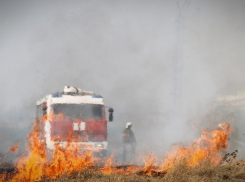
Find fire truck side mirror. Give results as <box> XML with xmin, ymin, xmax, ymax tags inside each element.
<box><xmin>108</xmin><ymin>108</ymin><xmax>114</xmax><ymax>122</ymax></box>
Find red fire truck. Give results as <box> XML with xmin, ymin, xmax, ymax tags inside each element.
<box><xmin>36</xmin><ymin>86</ymin><xmax>114</xmax><ymax>157</ymax></box>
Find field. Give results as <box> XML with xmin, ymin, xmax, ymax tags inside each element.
<box><xmin>0</xmin><ymin>122</ymin><xmax>239</xmax><ymax>182</ymax></box>
<box><xmin>42</xmin><ymin>160</ymin><xmax>245</xmax><ymax>182</ymax></box>
<box><xmin>2</xmin><ymin>159</ymin><xmax>245</xmax><ymax>182</ymax></box>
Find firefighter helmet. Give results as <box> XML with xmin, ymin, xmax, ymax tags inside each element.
<box><xmin>126</xmin><ymin>122</ymin><xmax>132</xmax><ymax>128</ymax></box>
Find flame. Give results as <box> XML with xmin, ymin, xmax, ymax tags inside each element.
<box><xmin>8</xmin><ymin>143</ymin><xmax>21</xmax><ymax>153</ymax></box>
<box><xmin>0</xmin><ymin>172</ymin><xmax>7</xmax><ymax>182</ymax></box>
<box><xmin>100</xmin><ymin>153</ymin><xmax>124</xmax><ymax>175</ymax></box>
<box><xmin>45</xmin><ymin>139</ymin><xmax>96</xmax><ymax>179</ymax></box>
<box><xmin>10</xmin><ymin>116</ymin><xmax>97</xmax><ymax>182</ymax></box>
<box><xmin>158</xmin><ymin>122</ymin><xmax>232</xmax><ymax>173</ymax></box>
<box><xmin>40</xmin><ymin>111</ymin><xmax>65</xmax><ymax>122</ymax></box>
<box><xmin>11</xmin><ymin>122</ymin><xmax>47</xmax><ymax>181</ymax></box>
<box><xmin>2</xmin><ymin>117</ymin><xmax>232</xmax><ymax>181</ymax></box>
<box><xmin>142</xmin><ymin>153</ymin><xmax>158</xmax><ymax>176</ymax></box>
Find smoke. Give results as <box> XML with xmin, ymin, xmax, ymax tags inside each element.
<box><xmin>0</xmin><ymin>0</ymin><xmax>245</xmax><ymax>159</ymax></box>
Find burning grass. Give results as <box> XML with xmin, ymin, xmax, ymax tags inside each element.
<box><xmin>26</xmin><ymin>159</ymin><xmax>245</xmax><ymax>182</ymax></box>
<box><xmin>0</xmin><ymin>120</ymin><xmax>241</xmax><ymax>182</ymax></box>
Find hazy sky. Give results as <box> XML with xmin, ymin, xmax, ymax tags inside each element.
<box><xmin>0</xmin><ymin>0</ymin><xmax>245</xmax><ymax>158</ymax></box>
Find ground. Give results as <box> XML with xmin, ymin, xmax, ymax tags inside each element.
<box><xmin>1</xmin><ymin>159</ymin><xmax>245</xmax><ymax>181</ymax></box>
<box><xmin>38</xmin><ymin>160</ymin><xmax>245</xmax><ymax>182</ymax></box>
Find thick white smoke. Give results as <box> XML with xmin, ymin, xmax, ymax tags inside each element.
<box><xmin>0</xmin><ymin>0</ymin><xmax>245</xmax><ymax>159</ymax></box>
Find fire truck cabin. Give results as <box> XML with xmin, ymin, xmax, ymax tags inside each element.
<box><xmin>36</xmin><ymin>86</ymin><xmax>108</xmax><ymax>156</ymax></box>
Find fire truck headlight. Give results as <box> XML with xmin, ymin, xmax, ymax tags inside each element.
<box><xmin>96</xmin><ymin>143</ymin><xmax>104</xmax><ymax>148</ymax></box>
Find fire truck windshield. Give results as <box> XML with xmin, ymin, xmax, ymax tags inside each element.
<box><xmin>53</xmin><ymin>104</ymin><xmax>104</xmax><ymax>119</ymax></box>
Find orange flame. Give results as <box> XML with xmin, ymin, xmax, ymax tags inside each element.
<box><xmin>8</xmin><ymin>143</ymin><xmax>21</xmax><ymax>153</ymax></box>
<box><xmin>0</xmin><ymin>172</ymin><xmax>7</xmax><ymax>182</ymax></box>
<box><xmin>11</xmin><ymin>122</ymin><xmax>46</xmax><ymax>181</ymax></box>
<box><xmin>10</xmin><ymin>115</ymin><xmax>96</xmax><ymax>182</ymax></box>
<box><xmin>158</xmin><ymin>122</ymin><xmax>232</xmax><ymax>172</ymax></box>
<box><xmin>142</xmin><ymin>153</ymin><xmax>158</xmax><ymax>176</ymax></box>
<box><xmin>4</xmin><ymin>117</ymin><xmax>232</xmax><ymax>181</ymax></box>
<box><xmin>100</xmin><ymin>153</ymin><xmax>123</xmax><ymax>175</ymax></box>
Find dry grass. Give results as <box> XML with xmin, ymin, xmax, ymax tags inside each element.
<box><xmin>41</xmin><ymin>168</ymin><xmax>163</xmax><ymax>182</ymax></box>
<box><xmin>38</xmin><ymin>160</ymin><xmax>245</xmax><ymax>182</ymax></box>
<box><xmin>1</xmin><ymin>158</ymin><xmax>245</xmax><ymax>181</ymax></box>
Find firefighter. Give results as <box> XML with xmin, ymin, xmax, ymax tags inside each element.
<box><xmin>122</xmin><ymin>122</ymin><xmax>136</xmax><ymax>163</ymax></box>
